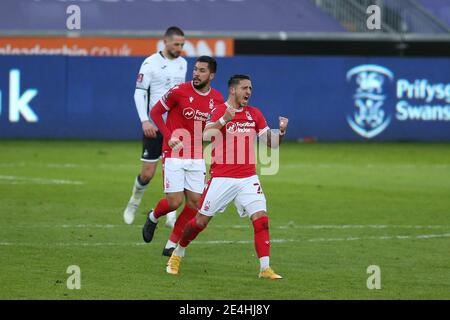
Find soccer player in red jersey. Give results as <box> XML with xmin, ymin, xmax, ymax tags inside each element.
<box><xmin>142</xmin><ymin>56</ymin><xmax>224</xmax><ymax>256</ymax></box>
<box><xmin>166</xmin><ymin>74</ymin><xmax>289</xmax><ymax>279</ymax></box>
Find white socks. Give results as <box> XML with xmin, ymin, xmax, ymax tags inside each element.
<box><xmin>132</xmin><ymin>176</ymin><xmax>149</xmax><ymax>202</ymax></box>
<box><xmin>149</xmin><ymin>211</ymin><xmax>158</xmax><ymax>223</ymax></box>
<box><xmin>165</xmin><ymin>240</ymin><xmax>177</xmax><ymax>249</ymax></box>
<box><xmin>259</xmin><ymin>256</ymin><xmax>270</xmax><ymax>271</ymax></box>
<box><xmin>174</xmin><ymin>245</ymin><xmax>186</xmax><ymax>257</ymax></box>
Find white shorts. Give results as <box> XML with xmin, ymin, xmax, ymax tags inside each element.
<box><xmin>199</xmin><ymin>175</ymin><xmax>267</xmax><ymax>218</ymax></box>
<box><xmin>163</xmin><ymin>158</ymin><xmax>206</xmax><ymax>194</ymax></box>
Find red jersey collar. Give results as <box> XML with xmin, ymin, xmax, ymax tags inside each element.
<box><xmin>191</xmin><ymin>81</ymin><xmax>211</xmax><ymax>96</ymax></box>
<box><xmin>225</xmin><ymin>101</ymin><xmax>244</xmax><ymax>112</ymax></box>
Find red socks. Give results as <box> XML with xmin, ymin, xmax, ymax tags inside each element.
<box><xmin>153</xmin><ymin>198</ymin><xmax>171</xmax><ymax>219</ymax></box>
<box><xmin>175</xmin><ymin>214</ymin><xmax>270</xmax><ymax>260</ymax></box>
<box><xmin>179</xmin><ymin>218</ymin><xmax>205</xmax><ymax>247</ymax></box>
<box><xmin>169</xmin><ymin>206</ymin><xmax>198</xmax><ymax>243</ymax></box>
<box><xmin>252</xmin><ymin>216</ymin><xmax>270</xmax><ymax>258</ymax></box>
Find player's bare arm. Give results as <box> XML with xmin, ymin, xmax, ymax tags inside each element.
<box><xmin>260</xmin><ymin>116</ymin><xmax>289</xmax><ymax>148</ymax></box>
<box><xmin>142</xmin><ymin>120</ymin><xmax>158</xmax><ymax>138</ymax></box>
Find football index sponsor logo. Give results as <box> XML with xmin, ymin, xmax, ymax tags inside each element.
<box><xmin>182</xmin><ymin>107</ymin><xmax>209</xmax><ymax>121</ymax></box>
<box><xmin>226</xmin><ymin>122</ymin><xmax>237</xmax><ymax>134</ymax></box>
<box><xmin>183</xmin><ymin>107</ymin><xmax>210</xmax><ymax>122</ymax></box>
<box><xmin>346</xmin><ymin>65</ymin><xmax>394</xmax><ymax>138</ymax></box>
<box><xmin>183</xmin><ymin>107</ymin><xmax>195</xmax><ymax>119</ymax></box>
<box><xmin>226</xmin><ymin>121</ymin><xmax>255</xmax><ymax>134</ymax></box>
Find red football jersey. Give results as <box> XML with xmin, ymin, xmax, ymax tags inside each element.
<box><xmin>160</xmin><ymin>81</ymin><xmax>224</xmax><ymax>159</ymax></box>
<box><xmin>207</xmin><ymin>102</ymin><xmax>269</xmax><ymax>178</ymax></box>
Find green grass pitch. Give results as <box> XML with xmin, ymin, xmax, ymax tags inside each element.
<box><xmin>0</xmin><ymin>140</ymin><xmax>449</xmax><ymax>299</ymax></box>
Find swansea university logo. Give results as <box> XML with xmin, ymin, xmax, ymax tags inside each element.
<box><xmin>346</xmin><ymin>65</ymin><xmax>394</xmax><ymax>139</ymax></box>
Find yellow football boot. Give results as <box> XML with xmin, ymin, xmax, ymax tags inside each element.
<box><xmin>258</xmin><ymin>267</ymin><xmax>283</xmax><ymax>280</ymax></box>
<box><xmin>166</xmin><ymin>254</ymin><xmax>182</xmax><ymax>275</ymax></box>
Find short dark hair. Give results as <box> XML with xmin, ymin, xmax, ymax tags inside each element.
<box><xmin>164</xmin><ymin>26</ymin><xmax>184</xmax><ymax>38</ymax></box>
<box><xmin>228</xmin><ymin>74</ymin><xmax>251</xmax><ymax>88</ymax></box>
<box><xmin>196</xmin><ymin>56</ymin><xmax>217</xmax><ymax>73</ymax></box>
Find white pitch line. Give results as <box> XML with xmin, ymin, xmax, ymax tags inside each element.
<box><xmin>0</xmin><ymin>242</ymin><xmax>146</xmax><ymax>247</ymax></box>
<box><xmin>0</xmin><ymin>162</ymin><xmax>135</xmax><ymax>169</ymax></box>
<box><xmin>1</xmin><ymin>162</ymin><xmax>449</xmax><ymax>170</ymax></box>
<box><xmin>216</xmin><ymin>224</ymin><xmax>450</xmax><ymax>230</ymax></box>
<box><xmin>282</xmin><ymin>163</ymin><xmax>450</xmax><ymax>169</ymax></box>
<box><xmin>0</xmin><ymin>224</ymin><xmax>117</xmax><ymax>229</ymax></box>
<box><xmin>308</xmin><ymin>233</ymin><xmax>450</xmax><ymax>242</ymax></box>
<box><xmin>1</xmin><ymin>224</ymin><xmax>449</xmax><ymax>230</ymax></box>
<box><xmin>1</xmin><ymin>233</ymin><xmax>450</xmax><ymax>247</ymax></box>
<box><xmin>276</xmin><ymin>224</ymin><xmax>450</xmax><ymax>230</ymax></box>
<box><xmin>0</xmin><ymin>175</ymin><xmax>84</xmax><ymax>185</ymax></box>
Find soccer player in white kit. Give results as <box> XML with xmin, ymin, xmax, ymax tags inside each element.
<box><xmin>166</xmin><ymin>74</ymin><xmax>289</xmax><ymax>279</ymax></box>
<box><xmin>142</xmin><ymin>56</ymin><xmax>224</xmax><ymax>256</ymax></box>
<box><xmin>123</xmin><ymin>27</ymin><xmax>187</xmax><ymax>229</ymax></box>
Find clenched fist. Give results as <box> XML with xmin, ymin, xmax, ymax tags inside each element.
<box><xmin>279</xmin><ymin>116</ymin><xmax>289</xmax><ymax>135</ymax></box>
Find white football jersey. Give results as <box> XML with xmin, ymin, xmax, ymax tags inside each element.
<box><xmin>135</xmin><ymin>52</ymin><xmax>187</xmax><ymax>123</ymax></box>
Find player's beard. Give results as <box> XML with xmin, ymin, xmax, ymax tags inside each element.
<box><xmin>193</xmin><ymin>79</ymin><xmax>209</xmax><ymax>91</ymax></box>
<box><xmin>167</xmin><ymin>50</ymin><xmax>181</xmax><ymax>59</ymax></box>
<box><xmin>237</xmin><ymin>95</ymin><xmax>248</xmax><ymax>108</ymax></box>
